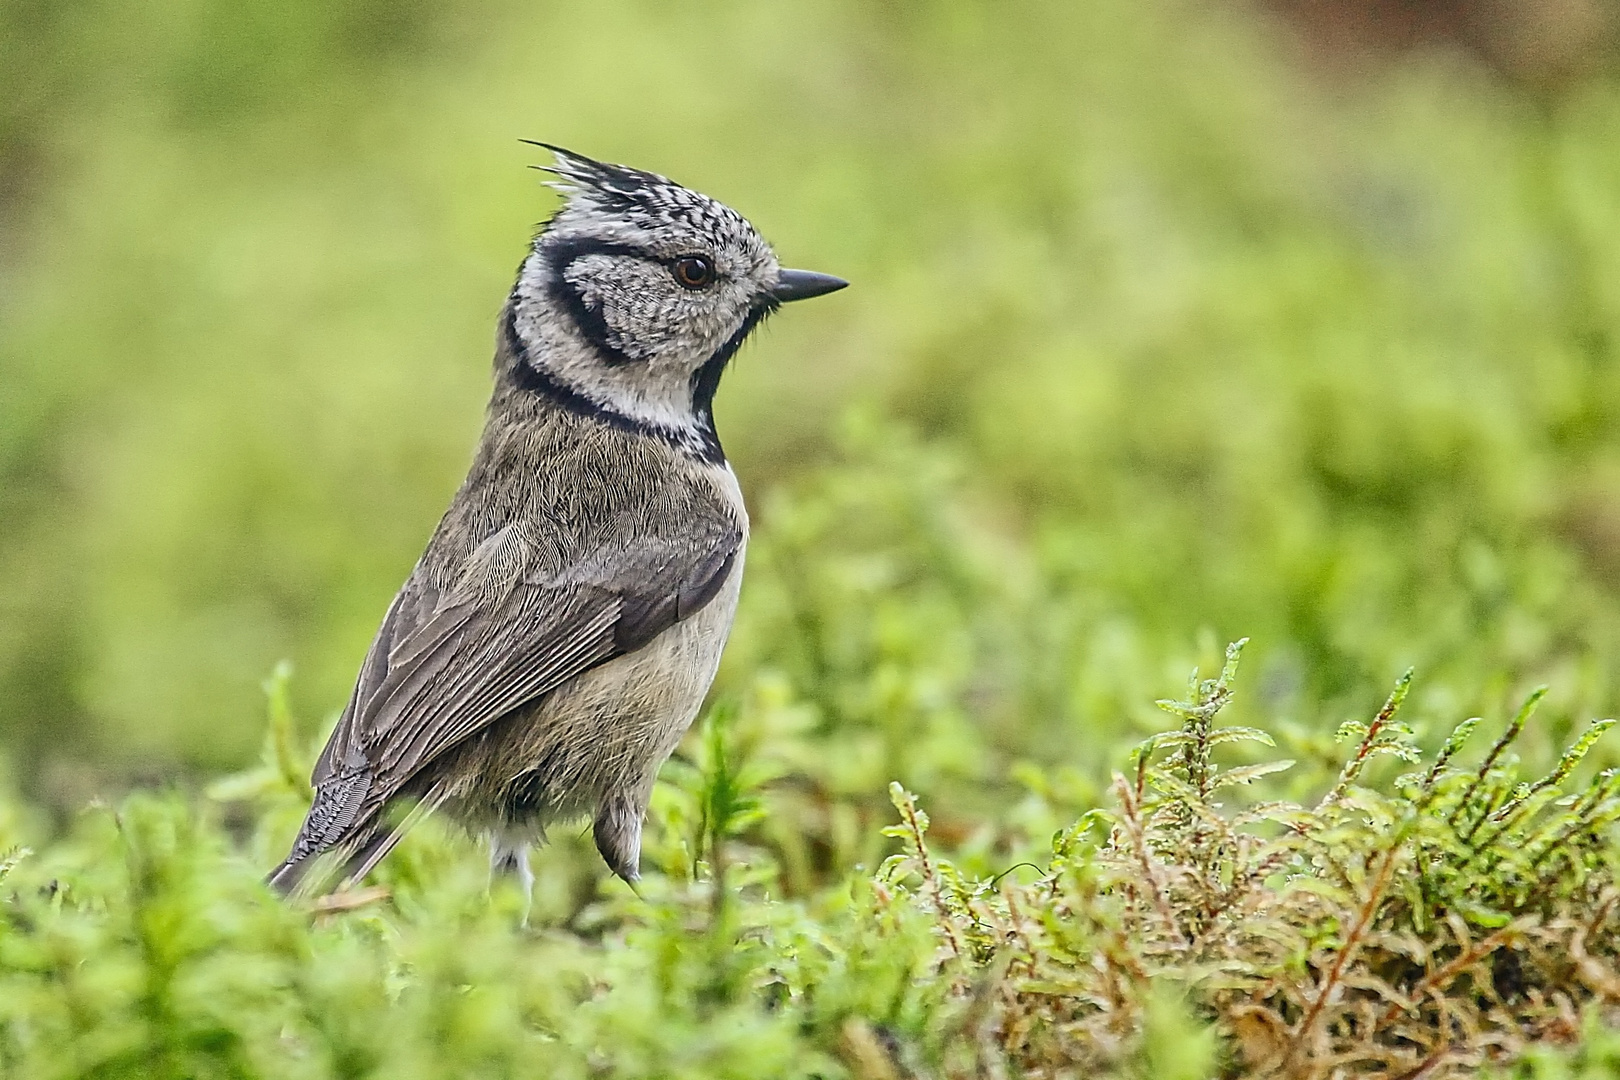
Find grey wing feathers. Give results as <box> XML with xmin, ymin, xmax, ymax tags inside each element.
<box><xmin>367</xmin><ymin>589</ymin><xmax>619</xmax><ymax>778</ymax></box>
<box><xmin>616</xmin><ymin>545</ymin><xmax>738</xmax><ymax>651</ymax></box>
<box><xmin>269</xmin><ymin>517</ymin><xmax>741</xmax><ymax>893</ymax></box>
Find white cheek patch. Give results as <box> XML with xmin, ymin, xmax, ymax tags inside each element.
<box><xmin>565</xmin><ymin>256</ymin><xmax>665</xmax><ymax>363</ymax></box>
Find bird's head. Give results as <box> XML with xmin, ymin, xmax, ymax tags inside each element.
<box><xmin>505</xmin><ymin>145</ymin><xmax>845</xmax><ymax>459</ymax></box>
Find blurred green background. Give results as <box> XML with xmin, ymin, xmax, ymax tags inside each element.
<box><xmin>4</xmin><ymin>0</ymin><xmax>1620</xmax><ymax>834</ymax></box>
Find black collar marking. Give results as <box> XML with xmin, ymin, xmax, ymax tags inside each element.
<box><xmin>692</xmin><ymin>298</ymin><xmax>777</xmax><ymax>424</ymax></box>
<box><xmin>502</xmin><ymin>303</ymin><xmax>732</xmax><ymax>465</ymax></box>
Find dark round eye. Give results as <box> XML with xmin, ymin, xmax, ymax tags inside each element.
<box><xmin>671</xmin><ymin>255</ymin><xmax>715</xmax><ymax>289</ymax></box>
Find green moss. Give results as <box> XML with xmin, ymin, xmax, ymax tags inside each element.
<box><xmin>3</xmin><ymin>644</ymin><xmax>1620</xmax><ymax>1077</ymax></box>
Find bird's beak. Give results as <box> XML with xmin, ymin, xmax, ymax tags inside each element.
<box><xmin>772</xmin><ymin>268</ymin><xmax>848</xmax><ymax>303</ymax></box>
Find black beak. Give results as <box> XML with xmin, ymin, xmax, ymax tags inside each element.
<box><xmin>772</xmin><ymin>268</ymin><xmax>848</xmax><ymax>303</ymax></box>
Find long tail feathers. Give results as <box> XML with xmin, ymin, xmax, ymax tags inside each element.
<box><xmin>266</xmin><ymin>852</ymin><xmax>313</xmax><ymax>895</ymax></box>
<box><xmin>267</xmin><ymin>784</ymin><xmax>448</xmax><ymax>898</ymax></box>
<box><xmin>338</xmin><ymin>784</ymin><xmax>449</xmax><ymax>891</ymax></box>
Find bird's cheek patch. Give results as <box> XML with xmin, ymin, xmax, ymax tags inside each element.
<box><xmin>567</xmin><ymin>261</ymin><xmax>670</xmax><ymax>362</ymax></box>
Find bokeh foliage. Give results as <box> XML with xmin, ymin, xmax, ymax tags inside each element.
<box><xmin>7</xmin><ymin>0</ymin><xmax>1620</xmax><ymax>1073</ymax></box>
<box><xmin>4</xmin><ymin>0</ymin><xmax>1620</xmax><ymax>794</ymax></box>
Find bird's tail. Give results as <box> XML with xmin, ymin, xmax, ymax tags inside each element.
<box><xmin>266</xmin><ymin>783</ymin><xmax>448</xmax><ymax>897</ymax></box>
<box><xmin>266</xmin><ymin>850</ymin><xmax>319</xmax><ymax>895</ymax></box>
<box><xmin>266</xmin><ymin>766</ymin><xmax>376</xmax><ymax>896</ymax></box>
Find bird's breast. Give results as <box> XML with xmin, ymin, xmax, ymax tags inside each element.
<box><xmin>701</xmin><ymin>459</ymin><xmax>749</xmax><ymax>538</ymax></box>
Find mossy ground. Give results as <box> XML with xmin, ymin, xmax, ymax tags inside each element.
<box><xmin>7</xmin><ymin>642</ymin><xmax>1620</xmax><ymax>1076</ymax></box>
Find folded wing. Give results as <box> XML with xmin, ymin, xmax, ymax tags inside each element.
<box><xmin>269</xmin><ymin>515</ymin><xmax>741</xmax><ymax>893</ymax></box>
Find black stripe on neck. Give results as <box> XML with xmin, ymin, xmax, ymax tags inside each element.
<box><xmin>501</xmin><ymin>304</ymin><xmax>727</xmax><ymax>465</ymax></box>
<box><xmin>691</xmin><ymin>298</ymin><xmax>777</xmax><ymax>429</ymax></box>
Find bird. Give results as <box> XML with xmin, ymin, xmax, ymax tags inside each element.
<box><xmin>268</xmin><ymin>145</ymin><xmax>846</xmax><ymax>898</ymax></box>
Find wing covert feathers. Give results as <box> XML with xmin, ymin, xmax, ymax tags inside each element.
<box><xmin>270</xmin><ymin>513</ymin><xmax>742</xmax><ymax>894</ymax></box>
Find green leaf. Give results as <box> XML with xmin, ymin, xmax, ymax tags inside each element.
<box><xmin>1211</xmin><ymin>760</ymin><xmax>1296</xmax><ymax>790</ymax></box>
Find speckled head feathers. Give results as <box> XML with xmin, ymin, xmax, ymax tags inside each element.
<box><xmin>501</xmin><ymin>145</ymin><xmax>842</xmax><ymax>464</ymax></box>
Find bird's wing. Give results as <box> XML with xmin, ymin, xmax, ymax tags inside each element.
<box><xmin>275</xmin><ymin>515</ymin><xmax>741</xmax><ymax>883</ymax></box>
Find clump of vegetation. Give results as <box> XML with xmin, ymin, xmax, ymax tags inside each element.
<box><xmin>879</xmin><ymin>640</ymin><xmax>1620</xmax><ymax>1077</ymax></box>
<box><xmin>3</xmin><ymin>642</ymin><xmax>1619</xmax><ymax>1078</ymax></box>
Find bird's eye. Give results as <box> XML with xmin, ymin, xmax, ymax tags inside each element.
<box><xmin>671</xmin><ymin>256</ymin><xmax>715</xmax><ymax>289</ymax></box>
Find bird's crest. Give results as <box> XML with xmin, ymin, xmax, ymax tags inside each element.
<box><xmin>521</xmin><ymin>141</ymin><xmax>675</xmax><ymax>214</ymax></box>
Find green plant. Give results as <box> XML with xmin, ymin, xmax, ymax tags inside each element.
<box><xmin>4</xmin><ymin>645</ymin><xmax>1619</xmax><ymax>1077</ymax></box>
<box><xmin>877</xmin><ymin>641</ymin><xmax>1620</xmax><ymax>1077</ymax></box>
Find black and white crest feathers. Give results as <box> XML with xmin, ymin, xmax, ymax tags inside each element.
<box><xmin>523</xmin><ymin>141</ymin><xmax>759</xmax><ymax>245</ymax></box>
<box><xmin>525</xmin><ymin>142</ymin><xmax>668</xmax><ymax>213</ymax></box>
